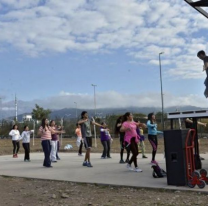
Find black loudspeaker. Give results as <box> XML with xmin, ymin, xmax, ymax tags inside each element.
<box><xmin>164</xmin><ymin>129</ymin><xmax>189</xmax><ymax>186</ymax></box>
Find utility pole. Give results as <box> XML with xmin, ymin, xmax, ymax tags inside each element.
<box><xmin>15</xmin><ymin>94</ymin><xmax>17</xmax><ymax>121</ymax></box>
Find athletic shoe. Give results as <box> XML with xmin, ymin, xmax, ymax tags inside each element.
<box><xmin>57</xmin><ymin>157</ymin><xmax>61</xmax><ymax>160</ymax></box>
<box><xmin>15</xmin><ymin>154</ymin><xmax>18</xmax><ymax>158</ymax></box>
<box><xmin>107</xmin><ymin>156</ymin><xmax>112</xmax><ymax>158</ymax></box>
<box><xmin>87</xmin><ymin>162</ymin><xmax>93</xmax><ymax>167</ymax></box>
<box><xmin>126</xmin><ymin>164</ymin><xmax>133</xmax><ymax>171</ymax></box>
<box><xmin>101</xmin><ymin>156</ymin><xmax>107</xmax><ymax>159</ymax></box>
<box><xmin>142</xmin><ymin>155</ymin><xmax>148</xmax><ymax>158</ymax></box>
<box><xmin>134</xmin><ymin>167</ymin><xmax>143</xmax><ymax>172</ymax></box>
<box><xmin>13</xmin><ymin>154</ymin><xmax>16</xmax><ymax>158</ymax></box>
<box><xmin>51</xmin><ymin>161</ymin><xmax>57</xmax><ymax>163</ymax></box>
<box><xmin>125</xmin><ymin>159</ymin><xmax>129</xmax><ymax>163</ymax></box>
<box><xmin>200</xmin><ymin>157</ymin><xmax>205</xmax><ymax>160</ymax></box>
<box><xmin>119</xmin><ymin>160</ymin><xmax>125</xmax><ymax>164</ymax></box>
<box><xmin>83</xmin><ymin>161</ymin><xmax>88</xmax><ymax>166</ymax></box>
<box><xmin>78</xmin><ymin>153</ymin><xmax>83</xmax><ymax>156</ymax></box>
<box><xmin>151</xmin><ymin>160</ymin><xmax>158</xmax><ymax>165</ymax></box>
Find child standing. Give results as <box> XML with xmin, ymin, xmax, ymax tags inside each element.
<box><xmin>138</xmin><ymin>126</ymin><xmax>148</xmax><ymax>159</ymax></box>
<box><xmin>19</xmin><ymin>125</ymin><xmax>33</xmax><ymax>162</ymax></box>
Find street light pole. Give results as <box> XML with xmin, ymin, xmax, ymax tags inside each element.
<box><xmin>31</xmin><ymin>119</ymin><xmax>35</xmax><ymax>146</ymax></box>
<box><xmin>91</xmin><ymin>84</ymin><xmax>97</xmax><ymax>147</ymax></box>
<box><xmin>74</xmin><ymin>102</ymin><xmax>77</xmax><ymax>119</ymax></box>
<box><xmin>60</xmin><ymin>114</ymin><xmax>71</xmax><ymax>146</ymax></box>
<box><xmin>91</xmin><ymin>84</ymin><xmax>97</xmax><ymax>116</ymax></box>
<box><xmin>159</xmin><ymin>52</ymin><xmax>165</xmax><ymax>131</ymax></box>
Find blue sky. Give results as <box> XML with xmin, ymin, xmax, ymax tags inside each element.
<box><xmin>0</xmin><ymin>0</ymin><xmax>208</xmax><ymax>113</ymax></box>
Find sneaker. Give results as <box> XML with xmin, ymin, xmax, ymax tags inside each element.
<box><xmin>200</xmin><ymin>157</ymin><xmax>205</xmax><ymax>160</ymax></box>
<box><xmin>101</xmin><ymin>156</ymin><xmax>107</xmax><ymax>159</ymax></box>
<box><xmin>107</xmin><ymin>156</ymin><xmax>112</xmax><ymax>158</ymax></box>
<box><xmin>119</xmin><ymin>160</ymin><xmax>125</xmax><ymax>164</ymax></box>
<box><xmin>57</xmin><ymin>157</ymin><xmax>61</xmax><ymax>160</ymax></box>
<box><xmin>151</xmin><ymin>160</ymin><xmax>158</xmax><ymax>165</ymax></box>
<box><xmin>142</xmin><ymin>155</ymin><xmax>148</xmax><ymax>158</ymax></box>
<box><xmin>126</xmin><ymin>164</ymin><xmax>133</xmax><ymax>171</ymax></box>
<box><xmin>87</xmin><ymin>162</ymin><xmax>93</xmax><ymax>167</ymax></box>
<box><xmin>78</xmin><ymin>153</ymin><xmax>83</xmax><ymax>156</ymax></box>
<box><xmin>82</xmin><ymin>161</ymin><xmax>88</xmax><ymax>166</ymax></box>
<box><xmin>134</xmin><ymin>167</ymin><xmax>143</xmax><ymax>172</ymax></box>
<box><xmin>13</xmin><ymin>154</ymin><xmax>16</xmax><ymax>158</ymax></box>
<box><xmin>15</xmin><ymin>154</ymin><xmax>18</xmax><ymax>158</ymax></box>
<box><xmin>125</xmin><ymin>159</ymin><xmax>129</xmax><ymax>163</ymax></box>
<box><xmin>51</xmin><ymin>161</ymin><xmax>57</xmax><ymax>163</ymax></box>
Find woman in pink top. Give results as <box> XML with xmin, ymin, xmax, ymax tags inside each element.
<box><xmin>120</xmin><ymin>112</ymin><xmax>144</xmax><ymax>172</ymax></box>
<box><xmin>38</xmin><ymin>118</ymin><xmax>64</xmax><ymax>168</ymax></box>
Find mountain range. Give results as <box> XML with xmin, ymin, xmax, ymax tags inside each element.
<box><xmin>3</xmin><ymin>105</ymin><xmax>206</xmax><ymax>121</ymax></box>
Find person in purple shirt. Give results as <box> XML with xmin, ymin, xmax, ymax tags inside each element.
<box><xmin>100</xmin><ymin>122</ymin><xmax>112</xmax><ymax>159</ymax></box>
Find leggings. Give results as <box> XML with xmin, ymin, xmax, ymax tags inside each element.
<box><xmin>120</xmin><ymin>133</ymin><xmax>130</xmax><ymax>161</ymax></box>
<box><xmin>125</xmin><ymin>137</ymin><xmax>139</xmax><ymax>167</ymax></box>
<box><xmin>22</xmin><ymin>143</ymin><xmax>30</xmax><ymax>160</ymax></box>
<box><xmin>78</xmin><ymin>140</ymin><xmax>83</xmax><ymax>154</ymax></box>
<box><xmin>148</xmin><ymin>134</ymin><xmax>158</xmax><ymax>161</ymax></box>
<box><xmin>12</xmin><ymin>141</ymin><xmax>20</xmax><ymax>154</ymax></box>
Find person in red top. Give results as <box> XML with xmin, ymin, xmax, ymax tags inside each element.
<box><xmin>75</xmin><ymin>123</ymin><xmax>83</xmax><ymax>156</ymax></box>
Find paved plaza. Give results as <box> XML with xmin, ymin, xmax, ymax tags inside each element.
<box><xmin>0</xmin><ymin>153</ymin><xmax>208</xmax><ymax>192</ymax></box>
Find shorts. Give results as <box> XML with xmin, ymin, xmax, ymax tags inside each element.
<box><xmin>84</xmin><ymin>137</ymin><xmax>92</xmax><ymax>149</ymax></box>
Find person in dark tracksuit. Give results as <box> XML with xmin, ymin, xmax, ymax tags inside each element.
<box><xmin>115</xmin><ymin>116</ymin><xmax>130</xmax><ymax>164</ymax></box>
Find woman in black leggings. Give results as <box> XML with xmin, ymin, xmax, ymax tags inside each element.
<box><xmin>147</xmin><ymin>113</ymin><xmax>163</xmax><ymax>165</ymax></box>
<box><xmin>115</xmin><ymin>116</ymin><xmax>130</xmax><ymax>164</ymax></box>
<box><xmin>9</xmin><ymin>125</ymin><xmax>21</xmax><ymax>158</ymax></box>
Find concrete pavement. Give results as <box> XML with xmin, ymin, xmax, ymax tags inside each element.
<box><xmin>0</xmin><ymin>152</ymin><xmax>208</xmax><ymax>192</ymax></box>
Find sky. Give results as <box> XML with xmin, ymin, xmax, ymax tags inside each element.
<box><xmin>0</xmin><ymin>0</ymin><xmax>208</xmax><ymax>114</ymax></box>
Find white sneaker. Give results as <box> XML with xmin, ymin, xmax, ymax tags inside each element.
<box><xmin>126</xmin><ymin>164</ymin><xmax>133</xmax><ymax>171</ymax></box>
<box><xmin>134</xmin><ymin>167</ymin><xmax>142</xmax><ymax>172</ymax></box>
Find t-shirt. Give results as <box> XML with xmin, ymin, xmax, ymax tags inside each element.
<box><xmin>75</xmin><ymin>128</ymin><xmax>82</xmax><ymax>137</ymax></box>
<box><xmin>39</xmin><ymin>126</ymin><xmax>52</xmax><ymax>141</ymax></box>
<box><xmin>122</xmin><ymin>121</ymin><xmax>139</xmax><ymax>144</ymax></box>
<box><xmin>9</xmin><ymin>129</ymin><xmax>21</xmax><ymax>141</ymax></box>
<box><xmin>80</xmin><ymin>119</ymin><xmax>92</xmax><ymax>138</ymax></box>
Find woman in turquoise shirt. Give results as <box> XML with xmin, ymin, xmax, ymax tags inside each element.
<box><xmin>147</xmin><ymin>113</ymin><xmax>163</xmax><ymax>165</ymax></box>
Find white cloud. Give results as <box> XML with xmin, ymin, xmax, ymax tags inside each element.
<box><xmin>25</xmin><ymin>91</ymin><xmax>208</xmax><ymax>109</ymax></box>
<box><xmin>0</xmin><ymin>0</ymin><xmax>207</xmax><ymax>78</ymax></box>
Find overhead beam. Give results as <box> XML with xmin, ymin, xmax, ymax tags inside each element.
<box><xmin>184</xmin><ymin>0</ymin><xmax>208</xmax><ymax>18</ymax></box>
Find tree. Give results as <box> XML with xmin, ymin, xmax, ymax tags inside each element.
<box><xmin>32</xmin><ymin>104</ymin><xmax>51</xmax><ymax>121</ymax></box>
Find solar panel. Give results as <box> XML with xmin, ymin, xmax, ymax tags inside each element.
<box><xmin>184</xmin><ymin>0</ymin><xmax>208</xmax><ymax>18</ymax></box>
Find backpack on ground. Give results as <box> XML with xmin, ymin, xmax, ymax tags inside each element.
<box><xmin>152</xmin><ymin>165</ymin><xmax>167</xmax><ymax>178</ymax></box>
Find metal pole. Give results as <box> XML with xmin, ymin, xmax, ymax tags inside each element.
<box><xmin>15</xmin><ymin>94</ymin><xmax>17</xmax><ymax>121</ymax></box>
<box><xmin>91</xmin><ymin>84</ymin><xmax>97</xmax><ymax>148</ymax></box>
<box><xmin>60</xmin><ymin>118</ymin><xmax>63</xmax><ymax>146</ymax></box>
<box><xmin>74</xmin><ymin>102</ymin><xmax>77</xmax><ymax>119</ymax></box>
<box><xmin>31</xmin><ymin>119</ymin><xmax>35</xmax><ymax>146</ymax></box>
<box><xmin>60</xmin><ymin>114</ymin><xmax>71</xmax><ymax>146</ymax></box>
<box><xmin>159</xmin><ymin>52</ymin><xmax>164</xmax><ymax>131</ymax></box>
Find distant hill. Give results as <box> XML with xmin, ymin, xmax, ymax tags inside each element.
<box><xmin>6</xmin><ymin>105</ymin><xmax>206</xmax><ymax>121</ymax></box>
